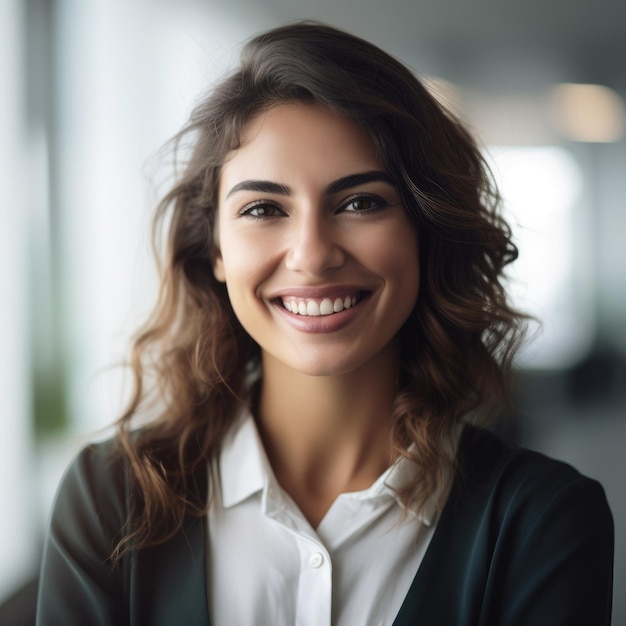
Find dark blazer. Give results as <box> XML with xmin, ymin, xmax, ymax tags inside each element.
<box><xmin>36</xmin><ymin>426</ymin><xmax>614</xmax><ymax>625</ymax></box>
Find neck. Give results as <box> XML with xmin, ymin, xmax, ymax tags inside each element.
<box><xmin>255</xmin><ymin>344</ymin><xmax>400</xmax><ymax>526</ymax></box>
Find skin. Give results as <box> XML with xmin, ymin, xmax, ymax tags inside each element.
<box><xmin>213</xmin><ymin>103</ymin><xmax>420</xmax><ymax>526</ymax></box>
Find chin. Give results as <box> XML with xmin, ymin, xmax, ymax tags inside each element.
<box><xmin>274</xmin><ymin>345</ymin><xmax>389</xmax><ymax>379</ymax></box>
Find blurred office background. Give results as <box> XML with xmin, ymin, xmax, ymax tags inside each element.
<box><xmin>1</xmin><ymin>0</ymin><xmax>624</xmax><ymax>621</ymax></box>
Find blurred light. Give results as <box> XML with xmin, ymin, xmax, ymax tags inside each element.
<box><xmin>549</xmin><ymin>83</ymin><xmax>626</xmax><ymax>143</ymax></box>
<box><xmin>487</xmin><ymin>146</ymin><xmax>594</xmax><ymax>369</ymax></box>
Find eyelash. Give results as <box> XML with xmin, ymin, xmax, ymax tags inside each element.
<box><xmin>238</xmin><ymin>201</ymin><xmax>284</xmax><ymax>218</ymax></box>
<box><xmin>339</xmin><ymin>193</ymin><xmax>390</xmax><ymax>214</ymax></box>
<box><xmin>238</xmin><ymin>193</ymin><xmax>390</xmax><ymax>219</ymax></box>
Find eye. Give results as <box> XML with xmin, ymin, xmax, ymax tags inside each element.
<box><xmin>239</xmin><ymin>201</ymin><xmax>284</xmax><ymax>218</ymax></box>
<box><xmin>339</xmin><ymin>194</ymin><xmax>390</xmax><ymax>214</ymax></box>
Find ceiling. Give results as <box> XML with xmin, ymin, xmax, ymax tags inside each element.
<box><xmin>189</xmin><ymin>0</ymin><xmax>626</xmax><ymax>92</ymax></box>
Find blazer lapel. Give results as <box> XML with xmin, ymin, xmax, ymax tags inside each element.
<box><xmin>391</xmin><ymin>427</ymin><xmax>486</xmax><ymax>626</ymax></box>
<box><xmin>129</xmin><ymin>469</ymin><xmax>211</xmax><ymax>626</ymax></box>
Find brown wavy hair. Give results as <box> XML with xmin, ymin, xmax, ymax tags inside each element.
<box><xmin>113</xmin><ymin>21</ymin><xmax>526</xmax><ymax>558</ymax></box>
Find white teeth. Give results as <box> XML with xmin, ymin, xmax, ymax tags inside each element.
<box><xmin>306</xmin><ymin>300</ymin><xmax>321</xmax><ymax>316</ymax></box>
<box><xmin>320</xmin><ymin>299</ymin><xmax>334</xmax><ymax>315</ymax></box>
<box><xmin>282</xmin><ymin>294</ymin><xmax>362</xmax><ymax>317</ymax></box>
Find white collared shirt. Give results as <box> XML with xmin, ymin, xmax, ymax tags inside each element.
<box><xmin>206</xmin><ymin>410</ymin><xmax>447</xmax><ymax>626</ymax></box>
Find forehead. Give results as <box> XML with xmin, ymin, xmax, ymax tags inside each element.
<box><xmin>218</xmin><ymin>103</ymin><xmax>383</xmax><ymax>197</ymax></box>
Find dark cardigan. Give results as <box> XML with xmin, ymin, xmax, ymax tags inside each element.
<box><xmin>36</xmin><ymin>426</ymin><xmax>614</xmax><ymax>625</ymax></box>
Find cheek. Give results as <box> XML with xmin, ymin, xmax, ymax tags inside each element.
<box><xmin>217</xmin><ymin>237</ymin><xmax>276</xmax><ymax>306</ymax></box>
<box><xmin>361</xmin><ymin>225</ymin><xmax>419</xmax><ymax>276</ymax></box>
<box><xmin>374</xmin><ymin>228</ymin><xmax>420</xmax><ymax>317</ymax></box>
<box><xmin>219</xmin><ymin>223</ymin><xmax>284</xmax><ymax>271</ymax></box>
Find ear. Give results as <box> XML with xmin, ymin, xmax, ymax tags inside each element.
<box><xmin>212</xmin><ymin>251</ymin><xmax>226</xmax><ymax>283</ymax></box>
<box><xmin>210</xmin><ymin>210</ymin><xmax>226</xmax><ymax>283</ymax></box>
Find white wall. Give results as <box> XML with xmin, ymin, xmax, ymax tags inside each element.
<box><xmin>0</xmin><ymin>0</ymin><xmax>40</xmax><ymax>601</ymax></box>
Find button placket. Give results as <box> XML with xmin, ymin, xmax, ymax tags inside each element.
<box><xmin>294</xmin><ymin>536</ymin><xmax>332</xmax><ymax>626</ymax></box>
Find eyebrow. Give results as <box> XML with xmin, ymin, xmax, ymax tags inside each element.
<box><xmin>225</xmin><ymin>170</ymin><xmax>395</xmax><ymax>199</ymax></box>
<box><xmin>326</xmin><ymin>171</ymin><xmax>395</xmax><ymax>194</ymax></box>
<box><xmin>226</xmin><ymin>180</ymin><xmax>291</xmax><ymax>198</ymax></box>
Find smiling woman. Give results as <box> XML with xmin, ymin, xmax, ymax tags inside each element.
<box><xmin>36</xmin><ymin>22</ymin><xmax>613</xmax><ymax>626</ymax></box>
<box><xmin>214</xmin><ymin>104</ymin><xmax>419</xmax><ymax>379</ymax></box>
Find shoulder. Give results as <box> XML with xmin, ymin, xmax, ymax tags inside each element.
<box><xmin>49</xmin><ymin>436</ymin><xmax>129</xmax><ymax>543</ymax></box>
<box><xmin>64</xmin><ymin>436</ymin><xmax>125</xmax><ymax>481</ymax></box>
<box><xmin>58</xmin><ymin>435</ymin><xmax>127</xmax><ymax>495</ymax></box>
<box><xmin>454</xmin><ymin>424</ymin><xmax>613</xmax><ymax>543</ymax></box>
<box><xmin>459</xmin><ymin>424</ymin><xmax>602</xmax><ymax>495</ymax></box>
<box><xmin>427</xmin><ymin>425</ymin><xmax>614</xmax><ymax>624</ymax></box>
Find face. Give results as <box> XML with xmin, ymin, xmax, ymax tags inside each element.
<box><xmin>213</xmin><ymin>103</ymin><xmax>420</xmax><ymax>378</ymax></box>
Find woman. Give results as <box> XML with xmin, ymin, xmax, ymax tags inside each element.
<box><xmin>37</xmin><ymin>22</ymin><xmax>613</xmax><ymax>625</ymax></box>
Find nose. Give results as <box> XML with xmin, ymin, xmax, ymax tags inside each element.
<box><xmin>284</xmin><ymin>212</ymin><xmax>345</xmax><ymax>276</ymax></box>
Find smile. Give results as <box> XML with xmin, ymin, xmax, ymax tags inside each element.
<box><xmin>279</xmin><ymin>292</ymin><xmax>365</xmax><ymax>317</ymax></box>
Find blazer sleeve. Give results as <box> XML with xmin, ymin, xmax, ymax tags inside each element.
<box><xmin>36</xmin><ymin>441</ymin><xmax>130</xmax><ymax>626</ymax></box>
<box><xmin>490</xmin><ymin>473</ymin><xmax>614</xmax><ymax>626</ymax></box>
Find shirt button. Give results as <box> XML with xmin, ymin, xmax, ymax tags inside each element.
<box><xmin>309</xmin><ymin>552</ymin><xmax>324</xmax><ymax>568</ymax></box>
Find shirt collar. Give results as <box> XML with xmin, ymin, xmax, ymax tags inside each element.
<box><xmin>218</xmin><ymin>408</ymin><xmax>460</xmax><ymax>525</ymax></box>
<box><xmin>346</xmin><ymin>449</ymin><xmax>439</xmax><ymax>526</ymax></box>
<box><xmin>386</xmin><ymin>424</ymin><xmax>462</xmax><ymax>526</ymax></box>
<box><xmin>218</xmin><ymin>408</ymin><xmax>269</xmax><ymax>508</ymax></box>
